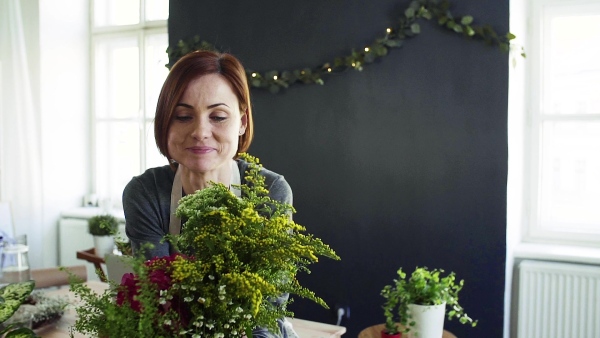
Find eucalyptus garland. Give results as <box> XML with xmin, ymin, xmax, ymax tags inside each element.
<box><xmin>167</xmin><ymin>0</ymin><xmax>522</xmax><ymax>93</ymax></box>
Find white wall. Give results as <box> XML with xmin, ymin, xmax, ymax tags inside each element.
<box><xmin>38</xmin><ymin>0</ymin><xmax>90</xmax><ymax>267</ymax></box>
<box><xmin>506</xmin><ymin>0</ymin><xmax>527</xmax><ymax>337</ymax></box>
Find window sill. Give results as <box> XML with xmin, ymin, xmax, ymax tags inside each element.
<box><xmin>514</xmin><ymin>242</ymin><xmax>600</xmax><ymax>265</ymax></box>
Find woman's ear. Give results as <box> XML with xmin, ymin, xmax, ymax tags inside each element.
<box><xmin>239</xmin><ymin>111</ymin><xmax>248</xmax><ymax>135</ymax></box>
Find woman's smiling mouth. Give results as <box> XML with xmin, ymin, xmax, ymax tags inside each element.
<box><xmin>187</xmin><ymin>146</ymin><xmax>215</xmax><ymax>154</ymax></box>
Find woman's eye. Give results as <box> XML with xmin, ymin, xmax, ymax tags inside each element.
<box><xmin>210</xmin><ymin>115</ymin><xmax>227</xmax><ymax>122</ymax></box>
<box><xmin>174</xmin><ymin>115</ymin><xmax>192</xmax><ymax>122</ymax></box>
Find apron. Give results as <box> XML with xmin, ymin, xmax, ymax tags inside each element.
<box><xmin>168</xmin><ymin>160</ymin><xmax>241</xmax><ymax>235</ymax></box>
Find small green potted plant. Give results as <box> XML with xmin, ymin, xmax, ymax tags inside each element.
<box><xmin>88</xmin><ymin>214</ymin><xmax>118</xmax><ymax>259</ymax></box>
<box><xmin>0</xmin><ymin>280</ymin><xmax>38</xmax><ymax>337</ymax></box>
<box><xmin>380</xmin><ymin>266</ymin><xmax>477</xmax><ymax>338</ymax></box>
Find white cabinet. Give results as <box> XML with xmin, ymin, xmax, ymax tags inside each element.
<box><xmin>58</xmin><ymin>207</ymin><xmax>125</xmax><ymax>281</ymax></box>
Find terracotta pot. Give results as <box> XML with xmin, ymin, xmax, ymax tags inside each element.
<box><xmin>381</xmin><ymin>330</ymin><xmax>401</xmax><ymax>338</ymax></box>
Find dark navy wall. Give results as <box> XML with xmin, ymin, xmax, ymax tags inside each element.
<box><xmin>168</xmin><ymin>1</ymin><xmax>508</xmax><ymax>336</ymax></box>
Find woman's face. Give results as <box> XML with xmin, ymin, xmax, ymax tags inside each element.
<box><xmin>167</xmin><ymin>73</ymin><xmax>246</xmax><ymax>175</ymax></box>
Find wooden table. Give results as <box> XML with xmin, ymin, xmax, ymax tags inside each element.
<box><xmin>35</xmin><ymin>281</ymin><xmax>346</xmax><ymax>337</ymax></box>
<box><xmin>358</xmin><ymin>323</ymin><xmax>456</xmax><ymax>338</ymax></box>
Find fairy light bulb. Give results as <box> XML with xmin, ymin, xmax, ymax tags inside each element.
<box><xmin>364</xmin><ymin>47</ymin><xmax>370</xmax><ymax>52</ymax></box>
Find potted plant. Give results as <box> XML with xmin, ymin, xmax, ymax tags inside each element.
<box><xmin>0</xmin><ymin>280</ymin><xmax>37</xmax><ymax>337</ymax></box>
<box><xmin>88</xmin><ymin>214</ymin><xmax>118</xmax><ymax>258</ymax></box>
<box><xmin>380</xmin><ymin>266</ymin><xmax>477</xmax><ymax>338</ymax></box>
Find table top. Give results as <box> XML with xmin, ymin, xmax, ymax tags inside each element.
<box><xmin>35</xmin><ymin>281</ymin><xmax>346</xmax><ymax>337</ymax></box>
<box><xmin>358</xmin><ymin>323</ymin><xmax>456</xmax><ymax>338</ymax></box>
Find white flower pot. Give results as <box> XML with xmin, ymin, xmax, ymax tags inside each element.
<box><xmin>407</xmin><ymin>302</ymin><xmax>446</xmax><ymax>338</ymax></box>
<box><xmin>93</xmin><ymin>236</ymin><xmax>114</xmax><ymax>259</ymax></box>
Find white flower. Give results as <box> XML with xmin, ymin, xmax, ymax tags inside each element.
<box><xmin>190</xmin><ymin>286</ymin><xmax>197</xmax><ymax>291</ymax></box>
<box><xmin>244</xmin><ymin>314</ymin><xmax>252</xmax><ymax>319</ymax></box>
<box><xmin>192</xmin><ymin>335</ymin><xmax>201</xmax><ymax>338</ymax></box>
<box><xmin>184</xmin><ymin>297</ymin><xmax>193</xmax><ymax>302</ymax></box>
<box><xmin>198</xmin><ymin>297</ymin><xmax>206</xmax><ymax>303</ymax></box>
<box><xmin>208</xmin><ymin>275</ymin><xmax>215</xmax><ymax>280</ymax></box>
<box><xmin>218</xmin><ymin>295</ymin><xmax>225</xmax><ymax>300</ymax></box>
<box><xmin>206</xmin><ymin>323</ymin><xmax>214</xmax><ymax>329</ymax></box>
<box><xmin>236</xmin><ymin>307</ymin><xmax>244</xmax><ymax>313</ymax></box>
<box><xmin>159</xmin><ymin>298</ymin><xmax>166</xmax><ymax>305</ymax></box>
<box><xmin>164</xmin><ymin>319</ymin><xmax>172</xmax><ymax>326</ymax></box>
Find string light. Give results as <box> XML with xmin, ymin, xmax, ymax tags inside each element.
<box><xmin>327</xmin><ymin>68</ymin><xmax>332</xmax><ymax>72</ymax></box>
<box><xmin>251</xmin><ymin>73</ymin><xmax>257</xmax><ymax>78</ymax></box>
<box><xmin>273</xmin><ymin>75</ymin><xmax>278</xmax><ymax>80</ymax></box>
<box><xmin>364</xmin><ymin>47</ymin><xmax>370</xmax><ymax>52</ymax></box>
<box><xmin>386</xmin><ymin>28</ymin><xmax>392</xmax><ymax>33</ymax></box>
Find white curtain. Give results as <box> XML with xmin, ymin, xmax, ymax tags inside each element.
<box><xmin>0</xmin><ymin>0</ymin><xmax>44</xmax><ymax>266</ymax></box>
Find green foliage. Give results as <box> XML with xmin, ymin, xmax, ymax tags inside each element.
<box><xmin>380</xmin><ymin>267</ymin><xmax>477</xmax><ymax>334</ymax></box>
<box><xmin>0</xmin><ymin>280</ymin><xmax>38</xmax><ymax>337</ymax></box>
<box><xmin>68</xmin><ymin>153</ymin><xmax>340</xmax><ymax>337</ymax></box>
<box><xmin>88</xmin><ymin>214</ymin><xmax>119</xmax><ymax>237</ymax></box>
<box><xmin>167</xmin><ymin>0</ymin><xmax>522</xmax><ymax>92</ymax></box>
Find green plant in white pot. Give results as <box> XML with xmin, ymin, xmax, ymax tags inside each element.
<box><xmin>380</xmin><ymin>266</ymin><xmax>477</xmax><ymax>338</ymax></box>
<box><xmin>87</xmin><ymin>214</ymin><xmax>118</xmax><ymax>259</ymax></box>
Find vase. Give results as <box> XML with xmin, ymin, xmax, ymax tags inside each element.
<box><xmin>93</xmin><ymin>236</ymin><xmax>114</xmax><ymax>259</ymax></box>
<box><xmin>381</xmin><ymin>331</ymin><xmax>401</xmax><ymax>338</ymax></box>
<box><xmin>406</xmin><ymin>302</ymin><xmax>445</xmax><ymax>338</ymax></box>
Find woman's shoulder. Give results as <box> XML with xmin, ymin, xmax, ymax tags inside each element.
<box><xmin>236</xmin><ymin>158</ymin><xmax>292</xmax><ymax>204</ymax></box>
<box><xmin>236</xmin><ymin>158</ymin><xmax>284</xmax><ymax>183</ymax></box>
<box><xmin>124</xmin><ymin>165</ymin><xmax>174</xmax><ymax>192</ymax></box>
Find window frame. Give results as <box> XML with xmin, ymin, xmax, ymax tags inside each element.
<box><xmin>522</xmin><ymin>0</ymin><xmax>600</xmax><ymax>247</ymax></box>
<box><xmin>90</xmin><ymin>0</ymin><xmax>168</xmax><ymax>208</ymax></box>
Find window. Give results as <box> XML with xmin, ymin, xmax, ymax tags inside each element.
<box><xmin>524</xmin><ymin>0</ymin><xmax>600</xmax><ymax>246</ymax></box>
<box><xmin>91</xmin><ymin>0</ymin><xmax>169</xmax><ymax>208</ymax></box>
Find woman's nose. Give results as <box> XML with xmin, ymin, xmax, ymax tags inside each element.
<box><xmin>191</xmin><ymin>119</ymin><xmax>211</xmax><ymax>139</ymax></box>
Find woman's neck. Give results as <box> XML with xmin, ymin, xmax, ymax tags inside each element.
<box><xmin>179</xmin><ymin>162</ymin><xmax>232</xmax><ymax>195</ymax></box>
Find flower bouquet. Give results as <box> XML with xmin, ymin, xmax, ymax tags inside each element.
<box><xmin>68</xmin><ymin>154</ymin><xmax>340</xmax><ymax>337</ymax></box>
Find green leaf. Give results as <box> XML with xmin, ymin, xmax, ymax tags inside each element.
<box><xmin>0</xmin><ymin>281</ymin><xmax>35</xmax><ymax>323</ymax></box>
<box><xmin>421</xmin><ymin>9</ymin><xmax>432</xmax><ymax>20</ymax></box>
<box><xmin>251</xmin><ymin>79</ymin><xmax>262</xmax><ymax>88</ymax></box>
<box><xmin>453</xmin><ymin>25</ymin><xmax>463</xmax><ymax>33</ymax></box>
<box><xmin>4</xmin><ymin>327</ymin><xmax>38</xmax><ymax>338</ymax></box>
<box><xmin>465</xmin><ymin>26</ymin><xmax>475</xmax><ymax>37</ymax></box>
<box><xmin>461</xmin><ymin>16</ymin><xmax>473</xmax><ymax>25</ymax></box>
<box><xmin>506</xmin><ymin>32</ymin><xmax>517</xmax><ymax>40</ymax></box>
<box><xmin>384</xmin><ymin>39</ymin><xmax>403</xmax><ymax>48</ymax></box>
<box><xmin>405</xmin><ymin>7</ymin><xmax>416</xmax><ymax>18</ymax></box>
<box><xmin>410</xmin><ymin>23</ymin><xmax>421</xmax><ymax>34</ymax></box>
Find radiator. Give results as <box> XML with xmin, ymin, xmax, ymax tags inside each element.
<box><xmin>517</xmin><ymin>260</ymin><xmax>600</xmax><ymax>338</ymax></box>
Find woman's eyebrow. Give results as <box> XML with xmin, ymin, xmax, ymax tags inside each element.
<box><xmin>207</xmin><ymin>103</ymin><xmax>229</xmax><ymax>109</ymax></box>
<box><xmin>174</xmin><ymin>103</ymin><xmax>230</xmax><ymax>109</ymax></box>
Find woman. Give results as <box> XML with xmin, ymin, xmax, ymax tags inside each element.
<box><xmin>122</xmin><ymin>50</ymin><xmax>296</xmax><ymax>337</ymax></box>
